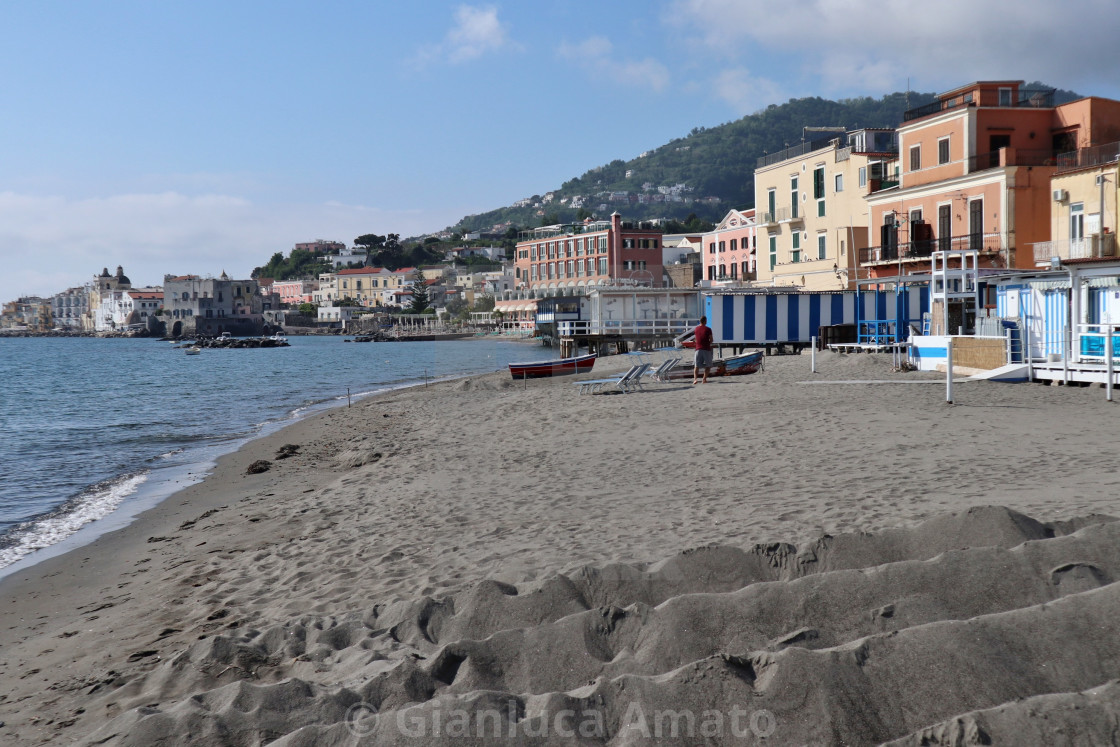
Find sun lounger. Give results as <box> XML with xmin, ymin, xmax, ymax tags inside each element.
<box><xmin>574</xmin><ymin>363</ymin><xmax>646</xmax><ymax>394</ymax></box>
<box><xmin>645</xmin><ymin>357</ymin><xmax>682</xmax><ymax>383</ymax></box>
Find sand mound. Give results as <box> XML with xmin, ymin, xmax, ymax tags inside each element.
<box><xmin>77</xmin><ymin>507</ymin><xmax>1120</xmax><ymax>746</ymax></box>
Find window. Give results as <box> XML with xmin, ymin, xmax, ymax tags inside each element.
<box><xmin>623</xmin><ymin>239</ymin><xmax>635</xmax><ymax>249</ymax></box>
<box><xmin>813</xmin><ymin>166</ymin><xmax>825</xmax><ymax>199</ymax></box>
<box><xmin>859</xmin><ymin>166</ymin><xmax>867</xmax><ymax>187</ymax></box>
<box><xmin>729</xmin><ymin>238</ymin><xmax>737</xmax><ymax>252</ymax></box>
<box><xmin>718</xmin><ymin>264</ymin><xmax>726</xmax><ymax>278</ymax></box>
<box><xmin>548</xmin><ymin>264</ymin><xmax>555</xmax><ymax>279</ymax></box>
<box><xmin>999</xmin><ymin>87</ymin><xmax>1013</xmax><ymax>107</ymax></box>
<box><xmin>708</xmin><ymin>265</ymin><xmax>716</xmax><ymax>280</ymax></box>
<box><xmin>566</xmin><ymin>260</ymin><xmax>573</xmax><ymax>277</ymax></box>
<box><xmin>598</xmin><ymin>237</ymin><xmax>607</xmax><ymax>252</ymax></box>
<box><xmin>1071</xmin><ymin>202</ymin><xmax>1085</xmax><ymax>242</ymax></box>
<box><xmin>938</xmin><ymin>137</ymin><xmax>950</xmax><ymax>165</ymax></box>
<box><xmin>834</xmin><ymin>174</ymin><xmax>843</xmax><ymax>192</ymax></box>
<box><xmin>730</xmin><ymin>263</ymin><xmax>737</xmax><ymax>279</ymax></box>
<box><xmin>741</xmin><ymin>260</ymin><xmax>750</xmax><ymax>278</ymax></box>
<box><xmin>769</xmin><ymin>236</ymin><xmax>777</xmax><ymax>271</ymax></box>
<box><xmin>709</xmin><ymin>242</ymin><xmax>716</xmax><ymax>254</ymax></box>
<box><xmin>790</xmin><ymin>176</ymin><xmax>799</xmax><ymax>219</ymax></box>
<box><xmin>792</xmin><ymin>232</ymin><xmax>801</xmax><ymax>263</ymax></box>
<box><xmin>910</xmin><ymin>145</ymin><xmax>921</xmax><ymax>172</ymax></box>
<box><xmin>767</xmin><ymin>189</ymin><xmax>776</xmax><ymax>221</ymax></box>
<box><xmin>817</xmin><ymin>234</ymin><xmax>826</xmax><ymax>260</ymax></box>
<box><xmin>718</xmin><ymin>241</ymin><xmax>725</xmax><ymax>253</ymax></box>
<box><xmin>598</xmin><ymin>257</ymin><xmax>607</xmax><ymax>274</ymax></box>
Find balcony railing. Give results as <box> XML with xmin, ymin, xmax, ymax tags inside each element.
<box><xmin>558</xmin><ymin>318</ymin><xmax>698</xmax><ymax>337</ymax></box>
<box><xmin>965</xmin><ymin>148</ymin><xmax>1059</xmax><ymax>173</ymax></box>
<box><xmin>903</xmin><ymin>88</ymin><xmax>1054</xmax><ymax>122</ymax></box>
<box><xmin>756</xmin><ymin>137</ymin><xmax>838</xmax><ymax>169</ymax></box>
<box><xmin>775</xmin><ymin>206</ymin><xmax>802</xmax><ymax>224</ymax></box>
<box><xmin>1055</xmin><ymin>141</ymin><xmax>1120</xmax><ymax>174</ymax></box>
<box><xmin>1032</xmin><ymin>235</ymin><xmax>1117</xmax><ymax>263</ymax></box>
<box><xmin>859</xmin><ymin>232</ymin><xmax>1002</xmax><ymax>264</ymax></box>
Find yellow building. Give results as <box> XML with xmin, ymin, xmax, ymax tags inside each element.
<box><xmin>1033</xmin><ymin>141</ymin><xmax>1120</xmax><ymax>265</ymax></box>
<box><xmin>754</xmin><ymin>129</ymin><xmax>898</xmax><ymax>290</ymax></box>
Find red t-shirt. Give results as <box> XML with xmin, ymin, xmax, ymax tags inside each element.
<box><xmin>694</xmin><ymin>324</ymin><xmax>713</xmax><ymax>351</ymax></box>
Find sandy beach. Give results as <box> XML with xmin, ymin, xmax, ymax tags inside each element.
<box><xmin>2</xmin><ymin>349</ymin><xmax>1120</xmax><ymax>745</ymax></box>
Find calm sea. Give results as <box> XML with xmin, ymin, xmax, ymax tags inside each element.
<box><xmin>0</xmin><ymin>335</ymin><xmax>539</xmax><ymax>578</ymax></box>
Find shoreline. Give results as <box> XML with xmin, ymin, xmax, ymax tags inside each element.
<box><xmin>0</xmin><ymin>334</ymin><xmax>542</xmax><ymax>582</ymax></box>
<box><xmin>4</xmin><ymin>351</ymin><xmax>1120</xmax><ymax>744</ymax></box>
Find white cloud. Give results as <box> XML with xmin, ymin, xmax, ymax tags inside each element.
<box><xmin>414</xmin><ymin>5</ymin><xmax>518</xmax><ymax>67</ymax></box>
<box><xmin>712</xmin><ymin>67</ymin><xmax>784</xmax><ymax>114</ymax></box>
<box><xmin>671</xmin><ymin>0</ymin><xmax>1120</xmax><ymax>101</ymax></box>
<box><xmin>0</xmin><ymin>191</ymin><xmax>451</xmax><ymax>302</ymax></box>
<box><xmin>558</xmin><ymin>36</ymin><xmax>670</xmax><ymax>93</ymax></box>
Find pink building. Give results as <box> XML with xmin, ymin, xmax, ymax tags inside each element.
<box><xmin>701</xmin><ymin>208</ymin><xmax>757</xmax><ymax>283</ymax></box>
<box><xmin>272</xmin><ymin>279</ymin><xmax>317</xmax><ymax>306</ymax></box>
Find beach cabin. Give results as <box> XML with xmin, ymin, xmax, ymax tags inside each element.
<box><xmin>704</xmin><ymin>286</ymin><xmax>927</xmax><ymax>352</ymax></box>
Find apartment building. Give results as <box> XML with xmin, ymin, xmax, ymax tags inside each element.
<box><xmin>513</xmin><ymin>212</ymin><xmax>664</xmax><ymax>293</ymax></box>
<box><xmin>334</xmin><ymin>267</ymin><xmax>421</xmax><ymax>308</ymax></box>
<box><xmin>163</xmin><ymin>272</ymin><xmax>264</xmax><ymax>337</ymax></box>
<box><xmin>1034</xmin><ymin>141</ymin><xmax>1120</xmax><ymax>267</ymax></box>
<box><xmin>272</xmin><ymin>279</ymin><xmax>317</xmax><ymax>306</ymax></box>
<box><xmin>864</xmin><ymin>81</ymin><xmax>1120</xmax><ymax>280</ymax></box>
<box><xmin>700</xmin><ymin>208</ymin><xmax>757</xmax><ymax>284</ymax></box>
<box><xmin>755</xmin><ymin>129</ymin><xmax>898</xmax><ymax>290</ymax></box>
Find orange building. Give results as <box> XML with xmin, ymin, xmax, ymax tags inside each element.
<box><xmin>864</xmin><ymin>81</ymin><xmax>1120</xmax><ymax>280</ymax></box>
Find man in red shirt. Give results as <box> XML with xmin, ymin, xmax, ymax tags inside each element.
<box><xmin>693</xmin><ymin>315</ymin><xmax>714</xmax><ymax>385</ymax></box>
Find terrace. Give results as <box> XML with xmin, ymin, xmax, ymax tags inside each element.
<box><xmin>860</xmin><ymin>232</ymin><xmax>1003</xmax><ymax>265</ymax></box>
<box><xmin>903</xmin><ymin>87</ymin><xmax>1054</xmax><ymax>123</ymax></box>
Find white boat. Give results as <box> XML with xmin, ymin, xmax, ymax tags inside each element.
<box><xmin>185</xmin><ymin>346</ymin><xmax>201</xmax><ymax>355</ymax></box>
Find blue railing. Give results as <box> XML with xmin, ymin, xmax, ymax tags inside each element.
<box><xmin>859</xmin><ymin>319</ymin><xmax>898</xmax><ymax>344</ymax></box>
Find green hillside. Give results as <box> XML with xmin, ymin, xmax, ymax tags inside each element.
<box><xmin>452</xmin><ymin>83</ymin><xmax>1081</xmax><ymax>234</ymax></box>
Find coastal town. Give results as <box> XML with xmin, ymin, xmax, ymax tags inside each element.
<box><xmin>5</xmin><ymin>80</ymin><xmax>1119</xmax><ymax>389</ymax></box>
<box><xmin>7</xmin><ymin>59</ymin><xmax>1120</xmax><ymax>747</ymax></box>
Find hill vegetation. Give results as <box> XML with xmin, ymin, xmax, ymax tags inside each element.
<box><xmin>451</xmin><ymin>83</ymin><xmax>1081</xmax><ymax>234</ymax></box>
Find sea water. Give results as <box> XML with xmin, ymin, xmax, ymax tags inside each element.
<box><xmin>0</xmin><ymin>334</ymin><xmax>539</xmax><ymax>577</ymax></box>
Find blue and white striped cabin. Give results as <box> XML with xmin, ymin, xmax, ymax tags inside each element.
<box><xmin>704</xmin><ymin>288</ymin><xmax>927</xmax><ymax>346</ymax></box>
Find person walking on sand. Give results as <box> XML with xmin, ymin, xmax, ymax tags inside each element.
<box><xmin>692</xmin><ymin>315</ymin><xmax>714</xmax><ymax>385</ymax></box>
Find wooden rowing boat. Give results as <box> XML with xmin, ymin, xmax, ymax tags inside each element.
<box><xmin>508</xmin><ymin>353</ymin><xmax>597</xmax><ymax>379</ymax></box>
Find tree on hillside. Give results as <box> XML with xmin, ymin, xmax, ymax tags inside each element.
<box><xmin>366</xmin><ymin>234</ymin><xmax>405</xmax><ymax>269</ymax></box>
<box><xmin>406</xmin><ymin>277</ymin><xmax>430</xmax><ymax>314</ymax></box>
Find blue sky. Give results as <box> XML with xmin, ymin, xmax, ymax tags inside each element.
<box><xmin>4</xmin><ymin>0</ymin><xmax>1119</xmax><ymax>302</ymax></box>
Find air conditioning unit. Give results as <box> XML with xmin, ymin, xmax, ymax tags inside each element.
<box><xmin>1053</xmin><ymin>189</ymin><xmax>1069</xmax><ymax>202</ymax></box>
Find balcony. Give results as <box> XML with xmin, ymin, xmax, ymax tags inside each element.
<box><xmin>1032</xmin><ymin>235</ymin><xmax>1117</xmax><ymax>264</ymax></box>
<box><xmin>1055</xmin><ymin>141</ymin><xmax>1120</xmax><ymax>174</ymax></box>
<box><xmin>903</xmin><ymin>87</ymin><xmax>1054</xmax><ymax>122</ymax></box>
<box><xmin>965</xmin><ymin>148</ymin><xmax>1058</xmax><ymax>173</ymax></box>
<box><xmin>859</xmin><ymin>232</ymin><xmax>1003</xmax><ymax>264</ymax></box>
<box><xmin>774</xmin><ymin>206</ymin><xmax>803</xmax><ymax>227</ymax></box>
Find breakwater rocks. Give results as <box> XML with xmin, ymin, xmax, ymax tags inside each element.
<box><xmin>174</xmin><ymin>336</ymin><xmax>291</xmax><ymax>349</ymax></box>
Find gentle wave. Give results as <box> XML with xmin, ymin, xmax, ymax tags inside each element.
<box><xmin>0</xmin><ymin>471</ymin><xmax>149</xmax><ymax>569</ymax></box>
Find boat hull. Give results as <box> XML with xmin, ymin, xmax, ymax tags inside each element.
<box><xmin>662</xmin><ymin>351</ymin><xmax>763</xmax><ymax>380</ymax></box>
<box><xmin>509</xmin><ymin>354</ymin><xmax>596</xmax><ymax>379</ymax></box>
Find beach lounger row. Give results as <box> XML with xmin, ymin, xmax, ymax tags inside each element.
<box><xmin>574</xmin><ymin>357</ymin><xmax>682</xmax><ymax>394</ymax></box>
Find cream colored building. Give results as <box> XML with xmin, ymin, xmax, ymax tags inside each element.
<box><xmin>754</xmin><ymin>129</ymin><xmax>898</xmax><ymax>290</ymax></box>
<box><xmin>1033</xmin><ymin>142</ymin><xmax>1120</xmax><ymax>265</ymax></box>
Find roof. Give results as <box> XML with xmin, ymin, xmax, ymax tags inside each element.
<box><xmin>336</xmin><ymin>267</ymin><xmax>384</xmax><ymax>275</ymax></box>
<box><xmin>127</xmin><ymin>291</ymin><xmax>163</xmax><ymax>299</ymax></box>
